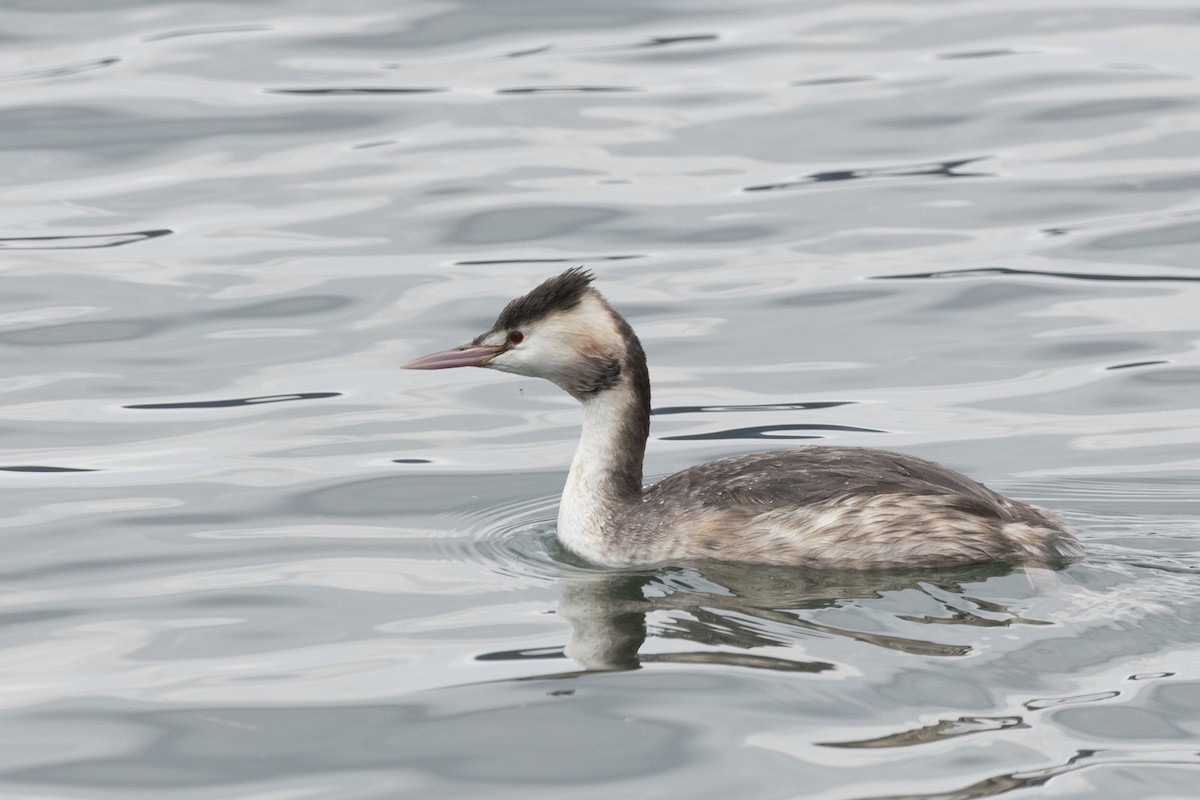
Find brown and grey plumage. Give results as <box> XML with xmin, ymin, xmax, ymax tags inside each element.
<box><xmin>403</xmin><ymin>268</ymin><xmax>1083</xmax><ymax>569</ymax></box>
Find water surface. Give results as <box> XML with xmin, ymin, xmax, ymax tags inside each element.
<box><xmin>2</xmin><ymin>1</ymin><xmax>1199</xmax><ymax>797</ymax></box>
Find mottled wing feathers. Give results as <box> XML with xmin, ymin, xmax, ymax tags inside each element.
<box><xmin>646</xmin><ymin>447</ymin><xmax>1022</xmax><ymax>521</ymax></box>
<box><xmin>640</xmin><ymin>447</ymin><xmax>1075</xmax><ymax>567</ymax></box>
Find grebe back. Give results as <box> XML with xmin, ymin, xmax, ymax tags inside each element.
<box><xmin>403</xmin><ymin>268</ymin><xmax>1083</xmax><ymax>569</ymax></box>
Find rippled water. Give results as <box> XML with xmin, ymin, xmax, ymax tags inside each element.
<box><xmin>3</xmin><ymin>1</ymin><xmax>1199</xmax><ymax>797</ymax></box>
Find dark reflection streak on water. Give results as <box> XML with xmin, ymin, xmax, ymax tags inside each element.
<box><xmin>124</xmin><ymin>393</ymin><xmax>341</xmax><ymax>410</ymax></box>
<box><xmin>1042</xmin><ymin>207</ymin><xmax>1200</xmax><ymax>237</ymax></box>
<box><xmin>143</xmin><ymin>25</ymin><xmax>271</xmax><ymax>42</ymax></box>
<box><xmin>936</xmin><ymin>49</ymin><xmax>1025</xmax><ymax>60</ymax></box>
<box><xmin>653</xmin><ymin>400</ymin><xmax>854</xmax><ymax>415</ymax></box>
<box><xmin>878</xmin><ymin>267</ymin><xmax>1200</xmax><ymax>283</ymax></box>
<box><xmin>662</xmin><ymin>424</ymin><xmax>883</xmax><ymax>441</ymax></box>
<box><xmin>471</xmin><ymin>647</ymin><xmax>830</xmax><ymax>676</ymax></box>
<box><xmin>822</xmin><ymin>716</ymin><xmax>1028</xmax><ymax>749</ymax></box>
<box><xmin>504</xmin><ymin>34</ymin><xmax>716</xmax><ymax>59</ymax></box>
<box><xmin>850</xmin><ymin>749</ymin><xmax>1200</xmax><ymax>800</ymax></box>
<box><xmin>896</xmin><ymin>610</ymin><xmax>1018</xmax><ymax>628</ymax></box>
<box><xmin>793</xmin><ymin>75</ymin><xmax>875</xmax><ymax>86</ymax></box>
<box><xmin>506</xmin><ymin>45</ymin><xmax>553</xmax><ymax>58</ymax></box>
<box><xmin>0</xmin><ymin>229</ymin><xmax>172</xmax><ymax>250</ymax></box>
<box><xmin>267</xmin><ymin>88</ymin><xmax>447</xmax><ymax>95</ymax></box>
<box><xmin>744</xmin><ymin>157</ymin><xmax>991</xmax><ymax>192</ymax></box>
<box><xmin>475</xmin><ymin>646</ymin><xmax>566</xmax><ymax>662</ymax></box>
<box><xmin>496</xmin><ymin>86</ymin><xmax>638</xmax><ymax>95</ymax></box>
<box><xmin>0</xmin><ymin>465</ymin><xmax>98</xmax><ymax>473</ymax></box>
<box><xmin>1107</xmin><ymin>360</ymin><xmax>1170</xmax><ymax>370</ymax></box>
<box><xmin>898</xmin><ymin>594</ymin><xmax>1051</xmax><ymax>628</ymax></box>
<box><xmin>666</xmin><ymin>607</ymin><xmax>973</xmax><ymax>658</ymax></box>
<box><xmin>455</xmin><ymin>255</ymin><xmax>641</xmax><ymax>265</ymax></box>
<box><xmin>641</xmin><ymin>651</ymin><xmax>834</xmax><ymax>672</ymax></box>
<box><xmin>851</xmin><ymin>762</ymin><xmax>1058</xmax><ymax>799</ymax></box>
<box><xmin>1024</xmin><ymin>690</ymin><xmax>1120</xmax><ymax>710</ymax></box>
<box><xmin>637</xmin><ymin>34</ymin><xmax>719</xmax><ymax>47</ymax></box>
<box><xmin>0</xmin><ymin>57</ymin><xmax>120</xmax><ymax>81</ymax></box>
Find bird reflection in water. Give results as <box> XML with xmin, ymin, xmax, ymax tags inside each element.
<box><xmin>480</xmin><ymin>561</ymin><xmax>1049</xmax><ymax>674</ymax></box>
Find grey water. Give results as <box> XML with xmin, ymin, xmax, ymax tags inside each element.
<box><xmin>2</xmin><ymin>0</ymin><xmax>1199</xmax><ymax>797</ymax></box>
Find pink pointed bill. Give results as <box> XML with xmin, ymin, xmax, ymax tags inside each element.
<box><xmin>402</xmin><ymin>345</ymin><xmax>501</xmax><ymax>370</ymax></box>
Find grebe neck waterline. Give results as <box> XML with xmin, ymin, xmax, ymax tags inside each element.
<box><xmin>403</xmin><ymin>268</ymin><xmax>1083</xmax><ymax>569</ymax></box>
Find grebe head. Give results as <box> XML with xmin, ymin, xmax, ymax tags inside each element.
<box><xmin>403</xmin><ymin>268</ymin><xmax>634</xmax><ymax>401</ymax></box>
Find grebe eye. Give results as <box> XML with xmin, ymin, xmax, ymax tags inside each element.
<box><xmin>507</xmin><ymin>330</ymin><xmax>524</xmax><ymax>345</ymax></box>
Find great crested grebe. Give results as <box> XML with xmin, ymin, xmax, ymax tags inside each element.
<box><xmin>403</xmin><ymin>268</ymin><xmax>1083</xmax><ymax>569</ymax></box>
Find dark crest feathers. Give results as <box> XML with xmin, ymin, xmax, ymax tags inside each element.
<box><xmin>494</xmin><ymin>267</ymin><xmax>594</xmax><ymax>331</ymax></box>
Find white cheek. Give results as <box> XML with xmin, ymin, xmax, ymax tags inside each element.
<box><xmin>484</xmin><ymin>298</ymin><xmax>620</xmax><ymax>384</ymax></box>
<box><xmin>493</xmin><ymin>337</ymin><xmax>570</xmax><ymax>380</ymax></box>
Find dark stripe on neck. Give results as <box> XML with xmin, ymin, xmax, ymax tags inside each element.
<box><xmin>576</xmin><ymin>355</ymin><xmax>623</xmax><ymax>396</ymax></box>
<box><xmin>601</xmin><ymin>300</ymin><xmax>651</xmax><ymax>499</ymax></box>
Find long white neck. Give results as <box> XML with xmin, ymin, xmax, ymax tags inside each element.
<box><xmin>557</xmin><ymin>382</ymin><xmax>648</xmax><ymax>564</ymax></box>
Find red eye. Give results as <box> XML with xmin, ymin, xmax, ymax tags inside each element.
<box><xmin>507</xmin><ymin>330</ymin><xmax>524</xmax><ymax>345</ymax></box>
